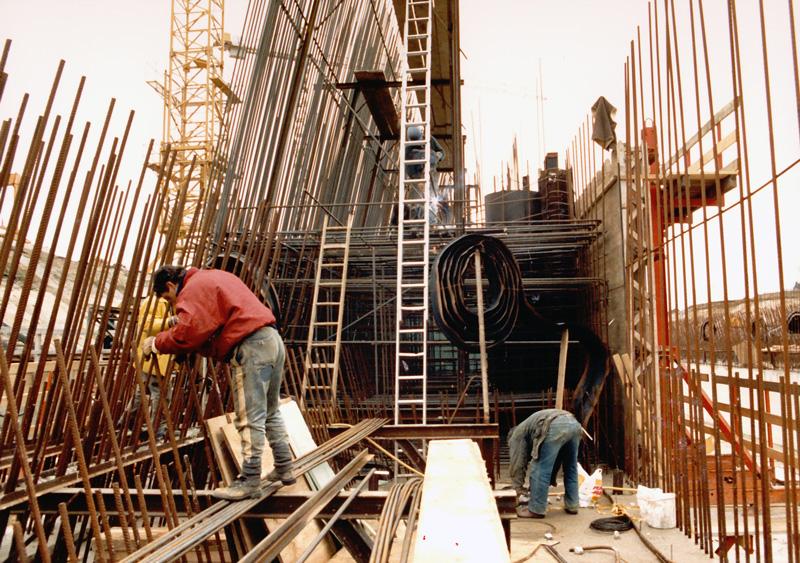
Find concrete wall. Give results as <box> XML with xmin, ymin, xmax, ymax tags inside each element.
<box><xmin>574</xmin><ymin>150</ymin><xmax>628</xmax><ymax>357</ymax></box>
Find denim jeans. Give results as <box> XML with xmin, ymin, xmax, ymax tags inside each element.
<box><xmin>528</xmin><ymin>415</ymin><xmax>582</xmax><ymax>514</ymax></box>
<box><xmin>130</xmin><ymin>371</ymin><xmax>166</xmax><ymax>435</ymax></box>
<box><xmin>231</xmin><ymin>326</ymin><xmax>291</xmax><ymax>477</ymax></box>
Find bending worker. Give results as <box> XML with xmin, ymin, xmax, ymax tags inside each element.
<box><xmin>141</xmin><ymin>265</ymin><xmax>295</xmax><ymax>501</ymax></box>
<box><xmin>508</xmin><ymin>408</ymin><xmax>583</xmax><ymax>518</ymax></box>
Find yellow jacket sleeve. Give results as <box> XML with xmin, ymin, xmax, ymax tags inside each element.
<box><xmin>138</xmin><ymin>298</ymin><xmax>172</xmax><ymax>374</ymax></box>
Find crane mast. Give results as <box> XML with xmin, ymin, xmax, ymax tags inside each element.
<box><xmin>150</xmin><ymin>0</ymin><xmax>227</xmax><ymax>261</ymax></box>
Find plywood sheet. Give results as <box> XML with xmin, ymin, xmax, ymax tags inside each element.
<box><xmin>413</xmin><ymin>439</ymin><xmax>509</xmax><ymax>562</ymax></box>
<box><xmin>280</xmin><ymin>399</ymin><xmax>337</xmax><ymax>490</ymax></box>
<box><xmin>213</xmin><ymin>400</ymin><xmax>337</xmax><ymax>563</ymax></box>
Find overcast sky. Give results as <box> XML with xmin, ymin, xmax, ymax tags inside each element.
<box><xmin>2</xmin><ymin>0</ymin><xmax>798</xmax><ymax>295</ymax></box>
<box><xmin>0</xmin><ymin>0</ymin><xmax>650</xmax><ymax>189</ymax></box>
<box><xmin>459</xmin><ymin>0</ymin><xmax>650</xmax><ymax>185</ymax></box>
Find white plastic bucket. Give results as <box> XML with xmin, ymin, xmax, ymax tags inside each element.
<box><xmin>637</xmin><ymin>486</ymin><xmax>677</xmax><ymax>529</ymax></box>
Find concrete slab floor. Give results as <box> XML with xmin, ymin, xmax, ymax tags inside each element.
<box><xmin>501</xmin><ymin>468</ymin><xmax>715</xmax><ymax>563</ymax></box>
<box><xmin>510</xmin><ymin>501</ymin><xmax>709</xmax><ymax>563</ymax></box>
<box><xmin>507</xmin><ymin>478</ymin><xmax>792</xmax><ymax>562</ymax></box>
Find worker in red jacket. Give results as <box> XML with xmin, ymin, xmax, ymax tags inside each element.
<box><xmin>141</xmin><ymin>265</ymin><xmax>296</xmax><ymax>500</ymax></box>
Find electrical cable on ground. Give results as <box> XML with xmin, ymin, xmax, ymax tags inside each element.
<box><xmin>590</xmin><ymin>515</ymin><xmax>634</xmax><ymax>532</ymax></box>
<box><xmin>601</xmin><ymin>491</ymin><xmax>674</xmax><ymax>563</ymax></box>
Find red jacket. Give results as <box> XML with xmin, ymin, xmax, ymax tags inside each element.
<box><xmin>154</xmin><ymin>268</ymin><xmax>276</xmax><ymax>362</ymax></box>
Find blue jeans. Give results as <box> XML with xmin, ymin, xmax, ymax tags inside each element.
<box><xmin>231</xmin><ymin>326</ymin><xmax>291</xmax><ymax>477</ymax></box>
<box><xmin>528</xmin><ymin>416</ymin><xmax>582</xmax><ymax>514</ymax></box>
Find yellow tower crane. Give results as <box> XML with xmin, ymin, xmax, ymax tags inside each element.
<box><xmin>149</xmin><ymin>0</ymin><xmax>232</xmax><ymax>262</ymax></box>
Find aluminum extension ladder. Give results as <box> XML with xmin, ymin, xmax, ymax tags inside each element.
<box><xmin>300</xmin><ymin>214</ymin><xmax>353</xmax><ymax>418</ymax></box>
<box><xmin>394</xmin><ymin>0</ymin><xmax>434</xmax><ymax>477</ymax></box>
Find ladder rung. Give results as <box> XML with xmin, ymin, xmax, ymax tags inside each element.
<box><xmin>398</xmin><ymin>328</ymin><xmax>425</xmax><ymax>334</ymax></box>
<box><xmin>400</xmin><ymin>282</ymin><xmax>426</xmax><ymax>289</ymax></box>
<box><xmin>313</xmin><ymin>321</ymin><xmax>339</xmax><ymax>326</ymax></box>
<box><xmin>398</xmin><ymin>375</ymin><xmax>425</xmax><ymax>380</ymax></box>
<box><xmin>401</xmin><ymin>305</ymin><xmax>426</xmax><ymax>311</ymax></box>
<box><xmin>321</xmin><ymin>262</ymin><xmax>345</xmax><ymax>267</ymax></box>
<box><xmin>398</xmin><ymin>351</ymin><xmax>425</xmax><ymax>357</ymax></box>
<box><xmin>316</xmin><ymin>301</ymin><xmax>341</xmax><ymax>306</ymax></box>
<box><xmin>308</xmin><ymin>342</ymin><xmax>336</xmax><ymax>347</ymax></box>
<box><xmin>322</xmin><ymin>243</ymin><xmax>347</xmax><ymax>249</ymax></box>
<box><xmin>305</xmin><ymin>386</ymin><xmax>332</xmax><ymax>391</ymax></box>
<box><xmin>397</xmin><ymin>399</ymin><xmax>425</xmax><ymax>404</ymax></box>
<box><xmin>318</xmin><ymin>281</ymin><xmax>342</xmax><ymax>287</ymax></box>
<box><xmin>308</xmin><ymin>362</ymin><xmax>336</xmax><ymax>368</ymax></box>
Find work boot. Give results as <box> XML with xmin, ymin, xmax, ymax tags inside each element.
<box><xmin>565</xmin><ymin>507</ymin><xmax>578</xmax><ymax>515</ymax></box>
<box><xmin>212</xmin><ymin>475</ymin><xmax>262</xmax><ymax>500</ymax></box>
<box><xmin>516</xmin><ymin>506</ymin><xmax>545</xmax><ymax>519</ymax></box>
<box><xmin>266</xmin><ymin>466</ymin><xmax>297</xmax><ymax>486</ymax></box>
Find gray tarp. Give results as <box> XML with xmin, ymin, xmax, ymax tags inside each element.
<box><xmin>591</xmin><ymin>96</ymin><xmax>617</xmax><ymax>150</ymax></box>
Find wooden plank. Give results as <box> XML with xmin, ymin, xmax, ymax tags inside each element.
<box><xmin>665</xmin><ymin>97</ymin><xmax>739</xmax><ymax>167</ymax></box>
<box><xmin>203</xmin><ymin>413</ymin><xmax>249</xmax><ymax>557</ymax></box>
<box><xmin>354</xmin><ymin>70</ymin><xmax>399</xmax><ymax>139</ymax></box>
<box><xmin>555</xmin><ymin>329</ymin><xmax>568</xmax><ymax>410</ymax></box>
<box><xmin>693</xmin><ymin>421</ymin><xmax>799</xmax><ymax>469</ymax></box>
<box><xmin>673</xmin><ymin>361</ymin><xmax>756</xmax><ymax>472</ymax></box>
<box><xmin>279</xmin><ymin>399</ymin><xmax>375</xmax><ymax>563</ymax></box>
<box><xmin>8</xmin><ymin>360</ymin><xmax>57</xmax><ymax>376</ymax></box>
<box><xmin>204</xmin><ymin>414</ymin><xmax>238</xmax><ymax>483</ymax></box>
<box><xmin>218</xmin><ymin>400</ymin><xmax>338</xmax><ymax>563</ymax></box>
<box><xmin>687</xmin><ymin>130</ymin><xmax>738</xmax><ymax>173</ymax></box>
<box><xmin>680</xmin><ymin>394</ymin><xmax>785</xmax><ymax>427</ymax></box>
<box><xmin>474</xmin><ymin>251</ymin><xmax>490</xmax><ymax>423</ymax></box>
<box><xmin>280</xmin><ymin>399</ymin><xmax>337</xmax><ymax>490</ymax></box>
<box><xmin>414</xmin><ymin>439</ymin><xmax>509</xmax><ymax>562</ymax></box>
<box><xmin>692</xmin><ymin>371</ymin><xmax>783</xmax><ymax>393</ymax></box>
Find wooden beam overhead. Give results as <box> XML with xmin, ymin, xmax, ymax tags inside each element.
<box><xmin>354</xmin><ymin>70</ymin><xmax>400</xmax><ymax>139</ymax></box>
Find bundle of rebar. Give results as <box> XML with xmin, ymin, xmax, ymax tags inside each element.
<box><xmin>0</xmin><ymin>0</ymin><xmax>409</xmax><ymax>555</ymax></box>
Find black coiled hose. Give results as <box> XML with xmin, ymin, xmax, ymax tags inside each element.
<box><xmin>430</xmin><ymin>234</ymin><xmax>609</xmax><ymax>425</ymax></box>
<box><xmin>430</xmin><ymin>234</ymin><xmax>521</xmax><ymax>351</ymax></box>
